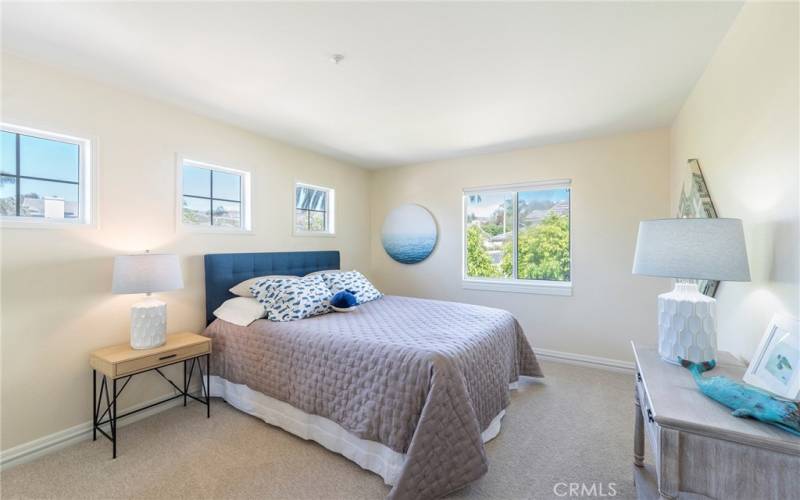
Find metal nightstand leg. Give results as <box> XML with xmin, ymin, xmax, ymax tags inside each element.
<box><xmin>93</xmin><ymin>374</ymin><xmax>121</xmax><ymax>459</ymax></box>
<box><xmin>92</xmin><ymin>369</ymin><xmax>97</xmax><ymax>442</ymax></box>
<box><xmin>183</xmin><ymin>359</ymin><xmax>188</xmax><ymax>407</ymax></box>
<box><xmin>206</xmin><ymin>353</ymin><xmax>211</xmax><ymax>418</ymax></box>
<box><xmin>112</xmin><ymin>378</ymin><xmax>117</xmax><ymax>459</ymax></box>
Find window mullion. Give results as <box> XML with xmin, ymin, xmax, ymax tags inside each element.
<box><xmin>209</xmin><ymin>170</ymin><xmax>214</xmax><ymax>226</ymax></box>
<box><xmin>512</xmin><ymin>192</ymin><xmax>518</xmax><ymax>280</ymax></box>
<box><xmin>239</xmin><ymin>180</ymin><xmax>244</xmax><ymax>230</ymax></box>
<box><xmin>464</xmin><ymin>195</ymin><xmax>469</xmax><ymax>278</ymax></box>
<box><xmin>15</xmin><ymin>133</ymin><xmax>20</xmax><ymax>217</ymax></box>
<box><xmin>17</xmin><ymin>175</ymin><xmax>80</xmax><ymax>185</ymax></box>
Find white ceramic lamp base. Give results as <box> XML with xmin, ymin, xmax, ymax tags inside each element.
<box><xmin>130</xmin><ymin>298</ymin><xmax>167</xmax><ymax>350</ymax></box>
<box><xmin>657</xmin><ymin>282</ymin><xmax>717</xmax><ymax>364</ymax></box>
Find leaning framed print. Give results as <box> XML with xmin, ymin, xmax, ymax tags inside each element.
<box><xmin>744</xmin><ymin>314</ymin><xmax>800</xmax><ymax>401</ymax></box>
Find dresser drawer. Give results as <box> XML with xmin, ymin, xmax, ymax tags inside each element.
<box><xmin>116</xmin><ymin>341</ymin><xmax>209</xmax><ymax>377</ymax></box>
<box><xmin>636</xmin><ymin>373</ymin><xmax>661</xmax><ymax>475</ymax></box>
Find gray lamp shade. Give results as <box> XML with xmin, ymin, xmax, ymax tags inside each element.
<box><xmin>632</xmin><ymin>218</ymin><xmax>750</xmax><ymax>281</ymax></box>
<box><xmin>112</xmin><ymin>253</ymin><xmax>184</xmax><ymax>294</ymax></box>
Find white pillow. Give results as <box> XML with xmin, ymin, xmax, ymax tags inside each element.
<box><xmin>213</xmin><ymin>297</ymin><xmax>266</xmax><ymax>326</ymax></box>
<box><xmin>229</xmin><ymin>275</ymin><xmax>298</xmax><ymax>297</ymax></box>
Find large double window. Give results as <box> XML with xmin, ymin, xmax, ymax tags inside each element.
<box><xmin>180</xmin><ymin>158</ymin><xmax>251</xmax><ymax>231</ymax></box>
<box><xmin>1</xmin><ymin>124</ymin><xmax>92</xmax><ymax>225</ymax></box>
<box><xmin>463</xmin><ymin>180</ymin><xmax>571</xmax><ymax>295</ymax></box>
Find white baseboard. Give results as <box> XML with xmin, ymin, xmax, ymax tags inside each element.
<box><xmin>0</xmin><ymin>391</ymin><xmax>192</xmax><ymax>471</ymax></box>
<box><xmin>535</xmin><ymin>347</ymin><xmax>635</xmax><ymax>373</ymax></box>
<box><xmin>1</xmin><ymin>348</ymin><xmax>631</xmax><ymax>471</ymax></box>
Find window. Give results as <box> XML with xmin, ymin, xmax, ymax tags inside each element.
<box><xmin>179</xmin><ymin>158</ymin><xmax>251</xmax><ymax>231</ymax></box>
<box><xmin>463</xmin><ymin>180</ymin><xmax>571</xmax><ymax>295</ymax></box>
<box><xmin>294</xmin><ymin>183</ymin><xmax>334</xmax><ymax>235</ymax></box>
<box><xmin>1</xmin><ymin>124</ymin><xmax>92</xmax><ymax>225</ymax></box>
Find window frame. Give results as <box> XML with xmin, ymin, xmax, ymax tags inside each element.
<box><xmin>0</xmin><ymin>123</ymin><xmax>94</xmax><ymax>228</ymax></box>
<box><xmin>293</xmin><ymin>181</ymin><xmax>335</xmax><ymax>237</ymax></box>
<box><xmin>175</xmin><ymin>156</ymin><xmax>252</xmax><ymax>234</ymax></box>
<box><xmin>461</xmin><ymin>179</ymin><xmax>572</xmax><ymax>296</ymax></box>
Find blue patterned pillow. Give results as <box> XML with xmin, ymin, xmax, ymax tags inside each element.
<box><xmin>266</xmin><ymin>275</ymin><xmax>332</xmax><ymax>322</ymax></box>
<box><xmin>317</xmin><ymin>271</ymin><xmax>382</xmax><ymax>304</ymax></box>
<box><xmin>250</xmin><ymin>276</ymin><xmax>299</xmax><ymax>310</ymax></box>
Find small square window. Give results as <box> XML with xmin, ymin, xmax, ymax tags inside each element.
<box><xmin>294</xmin><ymin>183</ymin><xmax>334</xmax><ymax>235</ymax></box>
<box><xmin>179</xmin><ymin>158</ymin><xmax>250</xmax><ymax>232</ymax></box>
<box><xmin>1</xmin><ymin>124</ymin><xmax>92</xmax><ymax>226</ymax></box>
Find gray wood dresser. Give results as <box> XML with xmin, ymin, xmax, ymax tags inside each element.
<box><xmin>632</xmin><ymin>342</ymin><xmax>800</xmax><ymax>500</ymax></box>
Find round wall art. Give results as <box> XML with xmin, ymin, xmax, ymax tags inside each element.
<box><xmin>381</xmin><ymin>204</ymin><xmax>438</xmax><ymax>264</ymax></box>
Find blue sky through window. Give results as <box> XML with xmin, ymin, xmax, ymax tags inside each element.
<box><xmin>518</xmin><ymin>188</ymin><xmax>569</xmax><ymax>205</ymax></box>
<box><xmin>183</xmin><ymin>165</ymin><xmax>211</xmax><ymax>197</ymax></box>
<box><xmin>183</xmin><ymin>164</ymin><xmax>241</xmax><ymax>201</ymax></box>
<box><xmin>19</xmin><ymin>134</ymin><xmax>79</xmax><ymax>182</ymax></box>
<box><xmin>212</xmin><ymin>170</ymin><xmax>240</xmax><ymax>201</ymax></box>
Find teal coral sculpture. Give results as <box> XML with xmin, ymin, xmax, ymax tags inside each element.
<box><xmin>680</xmin><ymin>358</ymin><xmax>800</xmax><ymax>437</ymax></box>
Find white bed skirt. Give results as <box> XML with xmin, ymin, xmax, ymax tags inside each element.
<box><xmin>210</xmin><ymin>376</ymin><xmax>513</xmax><ymax>486</ymax></box>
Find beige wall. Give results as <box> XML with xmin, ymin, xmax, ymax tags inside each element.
<box><xmin>670</xmin><ymin>2</ymin><xmax>799</xmax><ymax>360</ymax></box>
<box><xmin>0</xmin><ymin>54</ymin><xmax>371</xmax><ymax>451</ymax></box>
<box><xmin>369</xmin><ymin>129</ymin><xmax>672</xmax><ymax>362</ymax></box>
<box><xmin>5</xmin><ymin>2</ymin><xmax>797</xmax><ymax>456</ymax></box>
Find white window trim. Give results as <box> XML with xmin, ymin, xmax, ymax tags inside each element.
<box><xmin>462</xmin><ymin>278</ymin><xmax>573</xmax><ymax>296</ymax></box>
<box><xmin>0</xmin><ymin>123</ymin><xmax>96</xmax><ymax>229</ymax></box>
<box><xmin>176</xmin><ymin>155</ymin><xmax>252</xmax><ymax>234</ymax></box>
<box><xmin>293</xmin><ymin>181</ymin><xmax>335</xmax><ymax>237</ymax></box>
<box><xmin>463</xmin><ymin>178</ymin><xmax>571</xmax><ymax>195</ymax></box>
<box><xmin>461</xmin><ymin>179</ymin><xmax>573</xmax><ymax>296</ymax></box>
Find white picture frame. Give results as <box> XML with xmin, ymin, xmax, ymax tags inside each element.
<box><xmin>743</xmin><ymin>314</ymin><xmax>800</xmax><ymax>401</ymax></box>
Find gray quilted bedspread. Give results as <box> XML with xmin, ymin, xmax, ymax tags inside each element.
<box><xmin>203</xmin><ymin>295</ymin><xmax>542</xmax><ymax>499</ymax></box>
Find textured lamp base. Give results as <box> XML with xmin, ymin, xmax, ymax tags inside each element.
<box><xmin>130</xmin><ymin>298</ymin><xmax>167</xmax><ymax>350</ymax></box>
<box><xmin>658</xmin><ymin>282</ymin><xmax>717</xmax><ymax>364</ymax></box>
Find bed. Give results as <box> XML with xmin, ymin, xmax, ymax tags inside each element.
<box><xmin>203</xmin><ymin>251</ymin><xmax>543</xmax><ymax>499</ymax></box>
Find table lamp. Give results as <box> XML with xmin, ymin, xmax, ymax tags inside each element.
<box><xmin>633</xmin><ymin>218</ymin><xmax>750</xmax><ymax>364</ymax></box>
<box><xmin>112</xmin><ymin>251</ymin><xmax>183</xmax><ymax>349</ymax></box>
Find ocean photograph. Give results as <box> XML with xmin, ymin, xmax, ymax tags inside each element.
<box><xmin>381</xmin><ymin>204</ymin><xmax>437</xmax><ymax>264</ymax></box>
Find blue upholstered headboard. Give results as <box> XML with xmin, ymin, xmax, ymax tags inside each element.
<box><xmin>204</xmin><ymin>251</ymin><xmax>340</xmax><ymax>325</ymax></box>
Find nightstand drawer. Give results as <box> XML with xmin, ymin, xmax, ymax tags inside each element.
<box><xmin>116</xmin><ymin>341</ymin><xmax>209</xmax><ymax>377</ymax></box>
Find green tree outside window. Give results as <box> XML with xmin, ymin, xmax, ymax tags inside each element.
<box><xmin>465</xmin><ymin>187</ymin><xmax>570</xmax><ymax>282</ymax></box>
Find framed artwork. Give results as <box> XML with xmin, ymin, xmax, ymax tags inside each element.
<box><xmin>381</xmin><ymin>204</ymin><xmax>438</xmax><ymax>264</ymax></box>
<box><xmin>744</xmin><ymin>314</ymin><xmax>800</xmax><ymax>401</ymax></box>
<box><xmin>677</xmin><ymin>159</ymin><xmax>719</xmax><ymax>297</ymax></box>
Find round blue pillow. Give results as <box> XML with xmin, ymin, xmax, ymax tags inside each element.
<box><xmin>330</xmin><ymin>289</ymin><xmax>358</xmax><ymax>311</ymax></box>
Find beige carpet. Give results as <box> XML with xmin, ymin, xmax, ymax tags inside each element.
<box><xmin>1</xmin><ymin>361</ymin><xmax>639</xmax><ymax>499</ymax></box>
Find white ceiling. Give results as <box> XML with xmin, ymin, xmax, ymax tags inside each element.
<box><xmin>1</xmin><ymin>2</ymin><xmax>742</xmax><ymax>168</ymax></box>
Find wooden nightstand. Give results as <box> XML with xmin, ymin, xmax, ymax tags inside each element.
<box><xmin>90</xmin><ymin>332</ymin><xmax>212</xmax><ymax>458</ymax></box>
<box><xmin>632</xmin><ymin>342</ymin><xmax>800</xmax><ymax>499</ymax></box>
